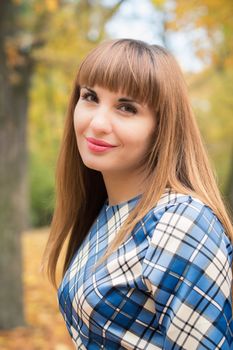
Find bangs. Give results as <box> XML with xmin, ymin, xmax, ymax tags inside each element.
<box><xmin>76</xmin><ymin>40</ymin><xmax>158</xmax><ymax>108</ymax></box>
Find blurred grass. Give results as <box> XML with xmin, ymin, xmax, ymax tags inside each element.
<box><xmin>0</xmin><ymin>228</ymin><xmax>73</xmax><ymax>350</ymax></box>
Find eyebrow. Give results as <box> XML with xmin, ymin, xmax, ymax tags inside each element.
<box><xmin>81</xmin><ymin>85</ymin><xmax>139</xmax><ymax>104</ymax></box>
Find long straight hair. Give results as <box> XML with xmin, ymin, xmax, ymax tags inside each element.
<box><xmin>42</xmin><ymin>38</ymin><xmax>233</xmax><ymax>287</ymax></box>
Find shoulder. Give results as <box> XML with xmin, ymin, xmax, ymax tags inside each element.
<box><xmin>150</xmin><ymin>187</ymin><xmax>218</xmax><ymax>222</ymax></box>
<box><xmin>141</xmin><ymin>188</ymin><xmax>232</xmax><ymax>299</ymax></box>
<box><xmin>140</xmin><ymin>190</ymin><xmax>233</xmax><ymax>348</ymax></box>
<box><xmin>141</xmin><ymin>188</ymin><xmax>232</xmax><ymax>262</ymax></box>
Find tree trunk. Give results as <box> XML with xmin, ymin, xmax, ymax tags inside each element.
<box><xmin>0</xmin><ymin>0</ymin><xmax>32</xmax><ymax>329</ymax></box>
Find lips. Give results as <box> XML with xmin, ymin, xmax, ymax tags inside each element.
<box><xmin>86</xmin><ymin>137</ymin><xmax>115</xmax><ymax>147</ymax></box>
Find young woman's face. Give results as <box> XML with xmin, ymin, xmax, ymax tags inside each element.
<box><xmin>74</xmin><ymin>85</ymin><xmax>156</xmax><ymax>177</ymax></box>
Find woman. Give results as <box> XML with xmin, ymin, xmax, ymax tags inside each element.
<box><xmin>42</xmin><ymin>39</ymin><xmax>233</xmax><ymax>349</ymax></box>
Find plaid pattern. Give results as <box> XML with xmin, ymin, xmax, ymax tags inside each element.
<box><xmin>58</xmin><ymin>189</ymin><xmax>233</xmax><ymax>349</ymax></box>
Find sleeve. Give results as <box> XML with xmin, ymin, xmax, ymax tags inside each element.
<box><xmin>141</xmin><ymin>200</ymin><xmax>233</xmax><ymax>350</ymax></box>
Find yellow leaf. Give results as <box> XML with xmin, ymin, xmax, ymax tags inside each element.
<box><xmin>46</xmin><ymin>0</ymin><xmax>59</xmax><ymax>12</ymax></box>
<box><xmin>151</xmin><ymin>0</ymin><xmax>166</xmax><ymax>7</ymax></box>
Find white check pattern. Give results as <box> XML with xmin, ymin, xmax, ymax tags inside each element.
<box><xmin>58</xmin><ymin>188</ymin><xmax>233</xmax><ymax>349</ymax></box>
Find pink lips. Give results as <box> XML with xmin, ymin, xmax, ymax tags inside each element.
<box><xmin>86</xmin><ymin>137</ymin><xmax>116</xmax><ymax>153</ymax></box>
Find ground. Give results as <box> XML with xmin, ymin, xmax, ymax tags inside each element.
<box><xmin>0</xmin><ymin>228</ymin><xmax>74</xmax><ymax>350</ymax></box>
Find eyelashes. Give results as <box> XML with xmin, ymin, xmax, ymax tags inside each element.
<box><xmin>119</xmin><ymin>104</ymin><xmax>137</xmax><ymax>114</ymax></box>
<box><xmin>80</xmin><ymin>91</ymin><xmax>138</xmax><ymax>115</ymax></box>
<box><xmin>80</xmin><ymin>92</ymin><xmax>98</xmax><ymax>103</ymax></box>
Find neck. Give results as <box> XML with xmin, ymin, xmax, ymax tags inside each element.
<box><xmin>102</xmin><ymin>170</ymin><xmax>146</xmax><ymax>206</ymax></box>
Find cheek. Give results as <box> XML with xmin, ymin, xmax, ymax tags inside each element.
<box><xmin>73</xmin><ymin>108</ymin><xmax>88</xmax><ymax>136</ymax></box>
<box><xmin>123</xmin><ymin>122</ymin><xmax>155</xmax><ymax>150</ymax></box>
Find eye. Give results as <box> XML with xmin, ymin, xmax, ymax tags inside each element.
<box><xmin>80</xmin><ymin>91</ymin><xmax>98</xmax><ymax>103</ymax></box>
<box><xmin>119</xmin><ymin>104</ymin><xmax>137</xmax><ymax>115</ymax></box>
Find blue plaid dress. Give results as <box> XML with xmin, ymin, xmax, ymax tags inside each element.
<box><xmin>58</xmin><ymin>189</ymin><xmax>233</xmax><ymax>349</ymax></box>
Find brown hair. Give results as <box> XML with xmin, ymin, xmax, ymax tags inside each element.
<box><xmin>41</xmin><ymin>38</ymin><xmax>233</xmax><ymax>287</ymax></box>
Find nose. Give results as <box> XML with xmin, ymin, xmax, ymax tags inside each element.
<box><xmin>89</xmin><ymin>106</ymin><xmax>112</xmax><ymax>134</ymax></box>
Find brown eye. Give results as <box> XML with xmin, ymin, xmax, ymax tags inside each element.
<box><xmin>119</xmin><ymin>104</ymin><xmax>137</xmax><ymax>114</ymax></box>
<box><xmin>81</xmin><ymin>92</ymin><xmax>98</xmax><ymax>103</ymax></box>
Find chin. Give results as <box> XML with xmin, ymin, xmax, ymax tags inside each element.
<box><xmin>84</xmin><ymin>164</ymin><xmax>102</xmax><ymax>172</ymax></box>
<box><xmin>81</xmin><ymin>159</ymin><xmax>107</xmax><ymax>172</ymax></box>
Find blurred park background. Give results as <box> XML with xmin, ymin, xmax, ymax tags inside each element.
<box><xmin>0</xmin><ymin>0</ymin><xmax>233</xmax><ymax>349</ymax></box>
